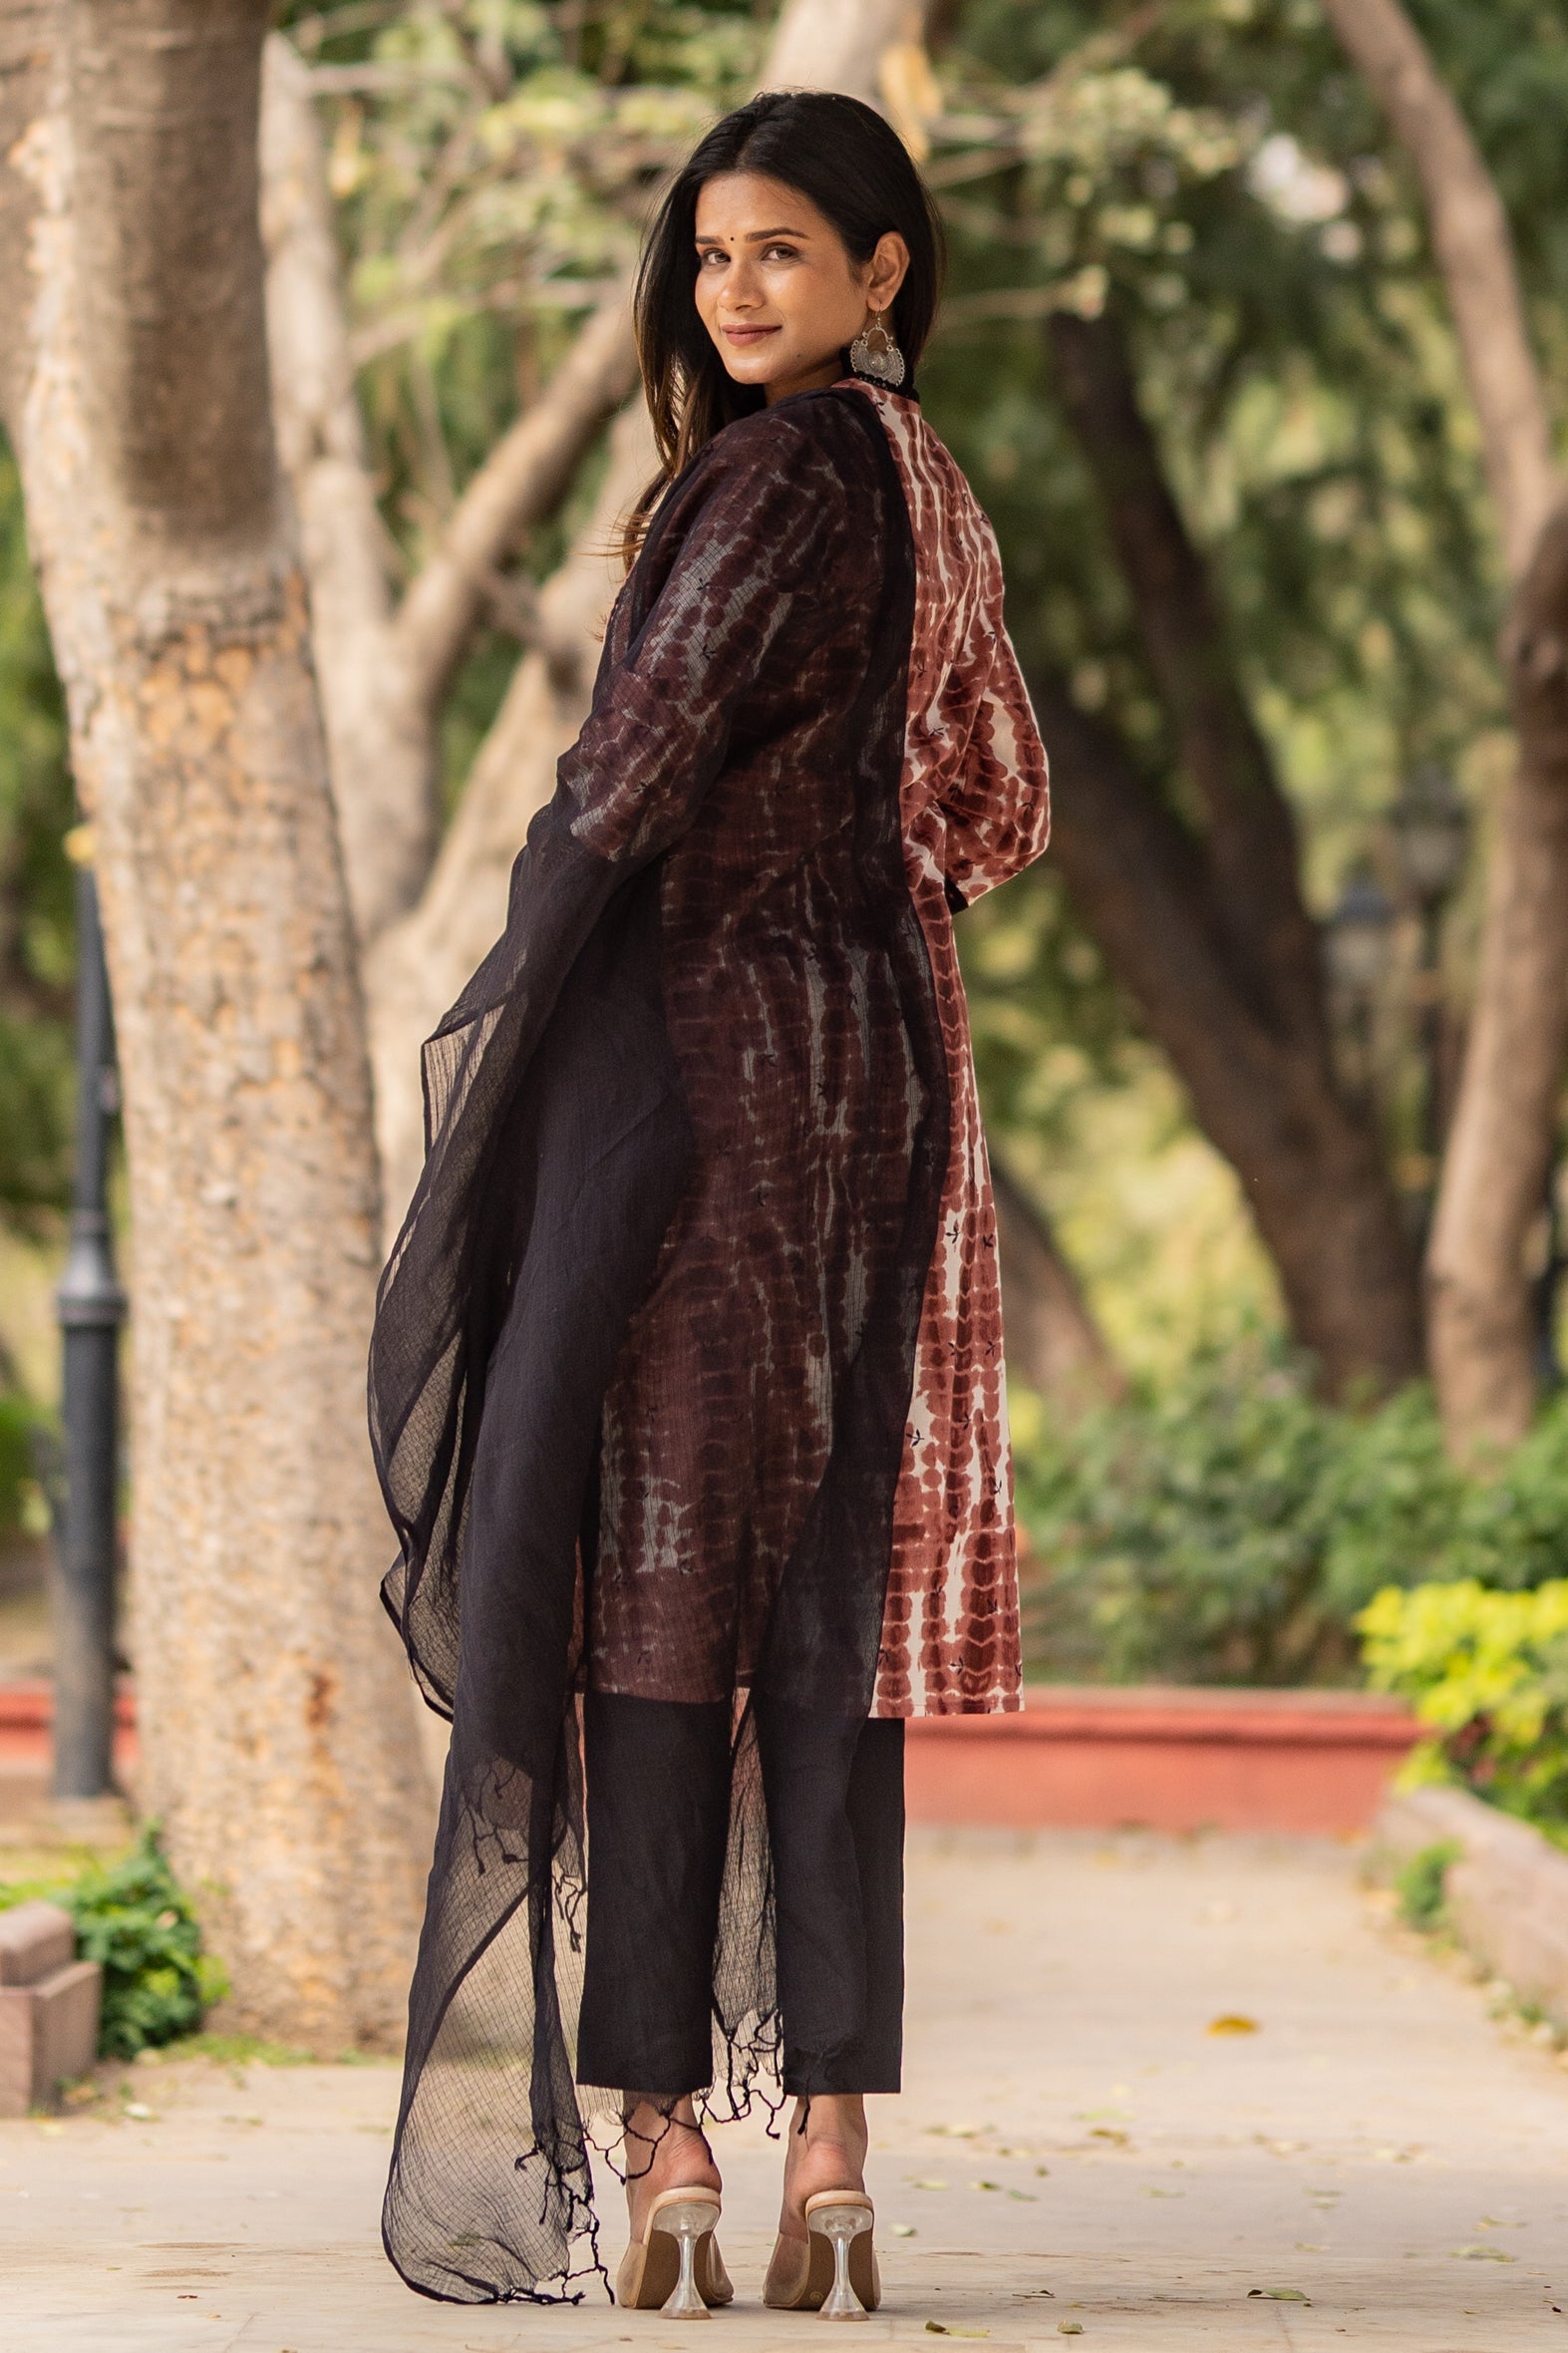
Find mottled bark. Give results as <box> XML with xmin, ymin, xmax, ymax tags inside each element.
<box><xmin>0</xmin><ymin>0</ymin><xmax>427</xmax><ymax>2044</ymax></box>
<box><xmin>1427</xmin><ymin>511</ymin><xmax>1568</xmax><ymax>1450</ymax></box>
<box><xmin>0</xmin><ymin>3</ymin><xmax>52</xmax><ymax>427</ymax></box>
<box><xmin>1322</xmin><ymin>0</ymin><xmax>1568</xmax><ymax>1455</ymax></box>
<box><xmin>1043</xmin><ymin>308</ymin><xmax>1422</xmax><ymax>1395</ymax></box>
<box><xmin>991</xmin><ymin>1162</ymin><xmax>1123</xmax><ymax>1412</ymax></box>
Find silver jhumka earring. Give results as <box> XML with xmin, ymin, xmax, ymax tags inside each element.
<box><xmin>849</xmin><ymin>307</ymin><xmax>906</xmax><ymax>389</ymax></box>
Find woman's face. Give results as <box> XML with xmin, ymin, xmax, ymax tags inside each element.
<box><xmin>692</xmin><ymin>171</ymin><xmax>910</xmax><ymax>406</ymax></box>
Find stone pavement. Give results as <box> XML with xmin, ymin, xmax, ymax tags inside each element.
<box><xmin>2</xmin><ymin>1828</ymin><xmax>1566</xmax><ymax>2352</ymax></box>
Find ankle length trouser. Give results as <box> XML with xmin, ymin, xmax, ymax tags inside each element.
<box><xmin>576</xmin><ymin>1691</ymin><xmax>904</xmax><ymax>2100</ymax></box>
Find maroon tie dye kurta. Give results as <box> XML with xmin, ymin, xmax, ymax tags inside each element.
<box><xmin>369</xmin><ymin>376</ymin><xmax>1048</xmax><ymax>2305</ymax></box>
<box><xmin>588</xmin><ymin>378</ymin><xmax>1049</xmax><ymax>1719</ymax></box>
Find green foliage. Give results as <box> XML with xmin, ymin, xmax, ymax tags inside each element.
<box><xmin>0</xmin><ymin>1391</ymin><xmax>46</xmax><ymax>1536</ymax></box>
<box><xmin>51</xmin><ymin>1830</ymin><xmax>228</xmax><ymax>2060</ymax></box>
<box><xmin>1358</xmin><ymin>1580</ymin><xmax>1568</xmax><ymax>1838</ymax></box>
<box><xmin>0</xmin><ymin>441</ymin><xmax>73</xmax><ymax>1236</ymax></box>
<box><xmin>1394</xmin><ymin>1838</ymin><xmax>1459</xmax><ymax>1931</ymax></box>
<box><xmin>1019</xmin><ymin>1350</ymin><xmax>1568</xmax><ymax>1685</ymax></box>
<box><xmin>1023</xmin><ymin>1340</ymin><xmax>1352</xmax><ymax>1683</ymax></box>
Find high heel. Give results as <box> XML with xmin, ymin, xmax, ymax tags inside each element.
<box><xmin>616</xmin><ymin>2186</ymin><xmax>734</xmax><ymax>2316</ymax></box>
<box><xmin>764</xmin><ymin>2190</ymin><xmax>878</xmax><ymax>2320</ymax></box>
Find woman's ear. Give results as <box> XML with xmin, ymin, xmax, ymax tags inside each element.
<box><xmin>866</xmin><ymin>229</ymin><xmax>910</xmax><ymax>312</ymax></box>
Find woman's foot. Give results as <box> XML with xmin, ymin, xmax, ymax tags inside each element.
<box><xmin>777</xmin><ymin>2093</ymin><xmax>868</xmax><ymax>2242</ymax></box>
<box><xmin>623</xmin><ymin>2095</ymin><xmax>723</xmax><ymax>2246</ymax></box>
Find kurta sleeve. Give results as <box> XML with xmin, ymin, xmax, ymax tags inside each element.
<box><xmin>938</xmin><ymin>562</ymin><xmax>1051</xmax><ymax>912</ymax></box>
<box><xmin>554</xmin><ymin>409</ymin><xmax>850</xmax><ymax>871</ymax></box>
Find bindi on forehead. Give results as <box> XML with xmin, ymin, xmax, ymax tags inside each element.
<box><xmin>695</xmin><ymin>224</ymin><xmax>817</xmax><ymax>246</ymax></box>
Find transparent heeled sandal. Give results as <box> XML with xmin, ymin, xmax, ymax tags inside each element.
<box><xmin>764</xmin><ymin>2189</ymin><xmax>879</xmax><ymax>2321</ymax></box>
<box><xmin>616</xmin><ymin>2185</ymin><xmax>733</xmax><ymax>2317</ymax></box>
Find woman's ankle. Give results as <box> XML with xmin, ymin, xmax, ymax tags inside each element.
<box><xmin>778</xmin><ymin>2094</ymin><xmax>869</xmax><ymax>2235</ymax></box>
<box><xmin>622</xmin><ymin>2095</ymin><xmax>722</xmax><ymax>2210</ymax></box>
<box><xmin>796</xmin><ymin>2092</ymin><xmax>868</xmax><ymax>2157</ymax></box>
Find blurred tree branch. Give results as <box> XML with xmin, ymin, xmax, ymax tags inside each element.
<box><xmin>1029</xmin><ymin>660</ymin><xmax>1421</xmax><ymax>1396</ymax></box>
<box><xmin>260</xmin><ymin>36</ymin><xmax>640</xmax><ymax>943</ymax></box>
<box><xmin>1047</xmin><ymin>304</ymin><xmax>1326</xmax><ymax>1051</ymax></box>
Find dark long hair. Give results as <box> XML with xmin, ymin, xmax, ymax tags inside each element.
<box><xmin>624</xmin><ymin>90</ymin><xmax>944</xmax><ymax>557</ymax></box>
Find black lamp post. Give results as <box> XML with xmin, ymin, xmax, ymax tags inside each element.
<box><xmin>1325</xmin><ymin>865</ymin><xmax>1395</xmax><ymax>1102</ymax></box>
<box><xmin>1388</xmin><ymin>765</ymin><xmax>1469</xmax><ymax>1173</ymax></box>
<box><xmin>52</xmin><ymin>859</ymin><xmax>127</xmax><ymax>1801</ymax></box>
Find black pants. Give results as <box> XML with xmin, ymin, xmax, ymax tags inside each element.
<box><xmin>577</xmin><ymin>1691</ymin><xmax>904</xmax><ymax>2100</ymax></box>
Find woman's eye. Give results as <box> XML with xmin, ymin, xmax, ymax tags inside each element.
<box><xmin>764</xmin><ymin>244</ymin><xmax>798</xmax><ymax>262</ymax></box>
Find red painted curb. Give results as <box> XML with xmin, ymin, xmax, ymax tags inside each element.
<box><xmin>0</xmin><ymin>1679</ymin><xmax>139</xmax><ymax>1771</ymax></box>
<box><xmin>905</xmin><ymin>1685</ymin><xmax>1420</xmax><ymax>1835</ymax></box>
<box><xmin>0</xmin><ymin>1678</ymin><xmax>1421</xmax><ymax>1835</ymax></box>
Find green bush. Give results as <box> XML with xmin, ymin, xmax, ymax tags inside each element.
<box><xmin>0</xmin><ymin>1829</ymin><xmax>229</xmax><ymax>2060</ymax></box>
<box><xmin>65</xmin><ymin>1829</ymin><xmax>229</xmax><ymax>2058</ymax></box>
<box><xmin>0</xmin><ymin>1392</ymin><xmax>42</xmax><ymax>1536</ymax></box>
<box><xmin>1394</xmin><ymin>1839</ymin><xmax>1460</xmax><ymax>1930</ymax></box>
<box><xmin>1357</xmin><ymin>1579</ymin><xmax>1568</xmax><ymax>1841</ymax></box>
<box><xmin>1017</xmin><ymin>1343</ymin><xmax>1568</xmax><ymax>1685</ymax></box>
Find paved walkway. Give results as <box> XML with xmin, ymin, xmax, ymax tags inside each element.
<box><xmin>3</xmin><ymin>1828</ymin><xmax>1566</xmax><ymax>2350</ymax></box>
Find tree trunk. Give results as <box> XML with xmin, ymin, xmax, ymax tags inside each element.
<box><xmin>1</xmin><ymin>0</ymin><xmax>428</xmax><ymax>2045</ymax></box>
<box><xmin>991</xmin><ymin>1161</ymin><xmax>1124</xmax><ymax>1412</ymax></box>
<box><xmin>1317</xmin><ymin>0</ymin><xmax>1556</xmax><ymax>580</ymax></box>
<box><xmin>1041</xmin><ymin>307</ymin><xmax>1423</xmax><ymax>1396</ymax></box>
<box><xmin>1321</xmin><ymin>0</ymin><xmax>1568</xmax><ymax>1455</ymax></box>
<box><xmin>258</xmin><ymin>35</ymin><xmax>429</xmax><ymax>948</ymax></box>
<box><xmin>1036</xmin><ymin>680</ymin><xmax>1423</xmax><ymax>1395</ymax></box>
<box><xmin>1426</xmin><ymin>508</ymin><xmax>1568</xmax><ymax>1450</ymax></box>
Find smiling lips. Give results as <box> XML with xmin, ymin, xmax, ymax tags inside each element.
<box><xmin>722</xmin><ymin>323</ymin><xmax>780</xmax><ymax>343</ymax></box>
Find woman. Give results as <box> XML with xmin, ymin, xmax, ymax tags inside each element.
<box><xmin>368</xmin><ymin>89</ymin><xmax>1050</xmax><ymax>2313</ymax></box>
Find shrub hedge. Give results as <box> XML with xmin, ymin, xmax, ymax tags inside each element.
<box><xmin>1359</xmin><ymin>1578</ymin><xmax>1568</xmax><ymax>1843</ymax></box>
<box><xmin>1016</xmin><ymin>1342</ymin><xmax>1568</xmax><ymax>1685</ymax></box>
